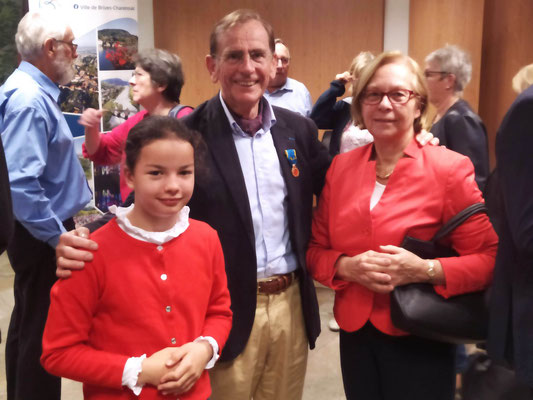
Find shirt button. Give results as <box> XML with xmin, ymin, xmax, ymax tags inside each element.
<box><xmin>166</xmin><ymin>306</ymin><xmax>171</xmax><ymax>312</ymax></box>
<box><xmin>157</xmin><ymin>245</ymin><xmax>163</xmax><ymax>251</ymax></box>
<box><xmin>161</xmin><ymin>274</ymin><xmax>167</xmax><ymax>281</ymax></box>
<box><xmin>171</xmin><ymin>338</ymin><xmax>176</xmax><ymax>344</ymax></box>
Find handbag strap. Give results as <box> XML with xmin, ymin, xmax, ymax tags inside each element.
<box><xmin>432</xmin><ymin>203</ymin><xmax>487</xmax><ymax>242</ymax></box>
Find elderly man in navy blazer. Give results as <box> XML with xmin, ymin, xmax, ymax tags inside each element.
<box><xmin>56</xmin><ymin>9</ymin><xmax>330</xmax><ymax>400</ymax></box>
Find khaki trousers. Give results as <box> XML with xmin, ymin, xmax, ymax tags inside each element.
<box><xmin>210</xmin><ymin>280</ymin><xmax>308</xmax><ymax>400</ymax></box>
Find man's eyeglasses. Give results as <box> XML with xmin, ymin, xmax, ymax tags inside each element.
<box><xmin>423</xmin><ymin>70</ymin><xmax>449</xmax><ymax>78</ymax></box>
<box><xmin>54</xmin><ymin>39</ymin><xmax>78</xmax><ymax>52</ymax></box>
<box><xmin>276</xmin><ymin>56</ymin><xmax>290</xmax><ymax>65</ymax></box>
<box><xmin>361</xmin><ymin>89</ymin><xmax>417</xmax><ymax>105</ymax></box>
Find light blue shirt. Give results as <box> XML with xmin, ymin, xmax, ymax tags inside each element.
<box><xmin>219</xmin><ymin>93</ymin><xmax>298</xmax><ymax>278</ymax></box>
<box><xmin>0</xmin><ymin>61</ymin><xmax>92</xmax><ymax>247</ymax></box>
<box><xmin>264</xmin><ymin>77</ymin><xmax>312</xmax><ymax>117</ymax></box>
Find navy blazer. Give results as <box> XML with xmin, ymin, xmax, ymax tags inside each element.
<box><xmin>488</xmin><ymin>84</ymin><xmax>533</xmax><ymax>387</ymax></box>
<box><xmin>183</xmin><ymin>95</ymin><xmax>331</xmax><ymax>361</ymax></box>
<box><xmin>430</xmin><ymin>99</ymin><xmax>490</xmax><ymax>191</ymax></box>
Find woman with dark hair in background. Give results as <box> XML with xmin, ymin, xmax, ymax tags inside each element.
<box><xmin>80</xmin><ymin>48</ymin><xmax>193</xmax><ymax>201</ymax></box>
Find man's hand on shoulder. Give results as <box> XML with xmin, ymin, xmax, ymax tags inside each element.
<box><xmin>415</xmin><ymin>129</ymin><xmax>440</xmax><ymax>147</ymax></box>
<box><xmin>55</xmin><ymin>227</ymin><xmax>98</xmax><ymax>279</ymax></box>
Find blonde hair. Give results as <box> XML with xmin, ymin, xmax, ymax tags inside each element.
<box><xmin>512</xmin><ymin>64</ymin><xmax>533</xmax><ymax>94</ymax></box>
<box><xmin>349</xmin><ymin>51</ymin><xmax>374</xmax><ymax>79</ymax></box>
<box><xmin>351</xmin><ymin>51</ymin><xmax>429</xmax><ymax>133</ymax></box>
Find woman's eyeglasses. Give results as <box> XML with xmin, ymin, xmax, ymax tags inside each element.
<box><xmin>361</xmin><ymin>89</ymin><xmax>417</xmax><ymax>105</ymax></box>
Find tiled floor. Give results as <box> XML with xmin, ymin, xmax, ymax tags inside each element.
<box><xmin>0</xmin><ymin>253</ymin><xmax>345</xmax><ymax>399</ymax></box>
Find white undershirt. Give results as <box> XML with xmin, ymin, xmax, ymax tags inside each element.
<box><xmin>370</xmin><ymin>181</ymin><xmax>386</xmax><ymax>210</ymax></box>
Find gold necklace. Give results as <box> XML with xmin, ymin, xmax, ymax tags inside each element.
<box><xmin>376</xmin><ymin>170</ymin><xmax>393</xmax><ymax>180</ymax></box>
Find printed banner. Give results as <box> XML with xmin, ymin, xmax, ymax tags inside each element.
<box><xmin>29</xmin><ymin>0</ymin><xmax>139</xmax><ymax>220</ymax></box>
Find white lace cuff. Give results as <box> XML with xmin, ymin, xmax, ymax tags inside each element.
<box><xmin>122</xmin><ymin>354</ymin><xmax>146</xmax><ymax>395</ymax></box>
<box><xmin>194</xmin><ymin>336</ymin><xmax>219</xmax><ymax>369</ymax></box>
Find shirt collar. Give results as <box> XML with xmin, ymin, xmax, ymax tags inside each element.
<box><xmin>218</xmin><ymin>91</ymin><xmax>277</xmax><ymax>137</ymax></box>
<box><xmin>266</xmin><ymin>77</ymin><xmax>294</xmax><ymax>95</ymax></box>
<box><xmin>365</xmin><ymin>136</ymin><xmax>421</xmax><ymax>162</ymax></box>
<box><xmin>18</xmin><ymin>61</ymin><xmax>61</xmax><ymax>103</ymax></box>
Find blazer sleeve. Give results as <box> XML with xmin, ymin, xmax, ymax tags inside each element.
<box><xmin>496</xmin><ymin>93</ymin><xmax>533</xmax><ymax>255</ymax></box>
<box><xmin>441</xmin><ymin>111</ymin><xmax>490</xmax><ymax>191</ymax></box>
<box><xmin>434</xmin><ymin>156</ymin><xmax>498</xmax><ymax>298</ymax></box>
<box><xmin>41</xmin><ymin>257</ymin><xmax>129</xmax><ymax>388</ymax></box>
<box><xmin>201</xmin><ymin>229</ymin><xmax>233</xmax><ymax>352</ymax></box>
<box><xmin>307</xmin><ymin>157</ymin><xmax>350</xmax><ymax>290</ymax></box>
<box><xmin>310</xmin><ymin>80</ymin><xmax>347</xmax><ymax>129</ymax></box>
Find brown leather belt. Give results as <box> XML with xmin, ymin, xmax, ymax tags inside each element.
<box><xmin>257</xmin><ymin>271</ymin><xmax>298</xmax><ymax>295</ymax></box>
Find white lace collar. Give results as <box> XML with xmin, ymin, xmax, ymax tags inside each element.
<box><xmin>109</xmin><ymin>204</ymin><xmax>190</xmax><ymax>245</ymax></box>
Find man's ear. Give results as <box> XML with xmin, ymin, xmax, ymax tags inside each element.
<box><xmin>205</xmin><ymin>54</ymin><xmax>218</xmax><ymax>83</ymax></box>
<box><xmin>43</xmin><ymin>37</ymin><xmax>56</xmax><ymax>59</ymax></box>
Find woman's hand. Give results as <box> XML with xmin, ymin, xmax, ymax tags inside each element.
<box><xmin>335</xmin><ymin>71</ymin><xmax>354</xmax><ymax>85</ymax></box>
<box><xmin>157</xmin><ymin>341</ymin><xmax>213</xmax><ymax>395</ymax></box>
<box><xmin>334</xmin><ymin>251</ymin><xmax>395</xmax><ymax>293</ymax></box>
<box><xmin>378</xmin><ymin>245</ymin><xmax>445</xmax><ymax>286</ymax></box>
<box><xmin>78</xmin><ymin>108</ymin><xmax>103</xmax><ymax>130</ymax></box>
<box><xmin>79</xmin><ymin>108</ymin><xmax>103</xmax><ymax>155</ymax></box>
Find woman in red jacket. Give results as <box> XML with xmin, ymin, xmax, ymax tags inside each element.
<box><xmin>306</xmin><ymin>51</ymin><xmax>497</xmax><ymax>400</ymax></box>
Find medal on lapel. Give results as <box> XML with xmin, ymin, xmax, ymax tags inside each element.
<box><xmin>285</xmin><ymin>149</ymin><xmax>299</xmax><ymax>177</ymax></box>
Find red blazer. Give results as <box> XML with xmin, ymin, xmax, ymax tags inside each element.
<box><xmin>307</xmin><ymin>139</ymin><xmax>498</xmax><ymax>336</ymax></box>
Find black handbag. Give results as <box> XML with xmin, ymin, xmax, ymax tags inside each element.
<box><xmin>390</xmin><ymin>203</ymin><xmax>489</xmax><ymax>344</ymax></box>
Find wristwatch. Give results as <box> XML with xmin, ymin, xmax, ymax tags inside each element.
<box><xmin>426</xmin><ymin>260</ymin><xmax>436</xmax><ymax>280</ymax></box>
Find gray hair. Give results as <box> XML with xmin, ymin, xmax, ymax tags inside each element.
<box><xmin>425</xmin><ymin>45</ymin><xmax>472</xmax><ymax>93</ymax></box>
<box><xmin>15</xmin><ymin>11</ymin><xmax>70</xmax><ymax>62</ymax></box>
<box><xmin>133</xmin><ymin>49</ymin><xmax>185</xmax><ymax>103</ymax></box>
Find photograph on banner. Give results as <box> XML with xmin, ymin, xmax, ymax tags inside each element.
<box><xmin>58</xmin><ymin>29</ymin><xmax>99</xmax><ymax>114</ymax></box>
<box><xmin>100</xmin><ymin>70</ymin><xmax>139</xmax><ymax>132</ymax></box>
<box><xmin>98</xmin><ymin>18</ymin><xmax>138</xmax><ymax>71</ymax></box>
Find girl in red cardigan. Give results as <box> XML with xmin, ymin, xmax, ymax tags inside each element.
<box><xmin>41</xmin><ymin>116</ymin><xmax>232</xmax><ymax>399</ymax></box>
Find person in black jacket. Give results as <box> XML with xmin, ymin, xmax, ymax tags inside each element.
<box><xmin>310</xmin><ymin>51</ymin><xmax>374</xmax><ymax>156</ymax></box>
<box><xmin>424</xmin><ymin>45</ymin><xmax>489</xmax><ymax>191</ymax></box>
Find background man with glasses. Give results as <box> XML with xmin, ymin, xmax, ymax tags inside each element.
<box><xmin>0</xmin><ymin>10</ymin><xmax>91</xmax><ymax>400</ymax></box>
<box><xmin>264</xmin><ymin>38</ymin><xmax>313</xmax><ymax>117</ymax></box>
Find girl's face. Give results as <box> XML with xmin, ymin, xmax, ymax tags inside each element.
<box><xmin>129</xmin><ymin>66</ymin><xmax>164</xmax><ymax>105</ymax></box>
<box><xmin>125</xmin><ymin>137</ymin><xmax>195</xmax><ymax>232</ymax></box>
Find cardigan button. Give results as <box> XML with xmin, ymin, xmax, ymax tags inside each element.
<box><xmin>157</xmin><ymin>245</ymin><xmax>163</xmax><ymax>251</ymax></box>
<box><xmin>171</xmin><ymin>338</ymin><xmax>176</xmax><ymax>344</ymax></box>
<box><xmin>166</xmin><ymin>306</ymin><xmax>171</xmax><ymax>312</ymax></box>
<box><xmin>161</xmin><ymin>274</ymin><xmax>168</xmax><ymax>281</ymax></box>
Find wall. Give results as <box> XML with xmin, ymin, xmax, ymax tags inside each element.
<box><xmin>408</xmin><ymin>0</ymin><xmax>485</xmax><ymax>112</ymax></box>
<box><xmin>479</xmin><ymin>0</ymin><xmax>533</xmax><ymax>167</ymax></box>
<box><xmin>153</xmin><ymin>0</ymin><xmax>384</xmax><ymax>108</ymax></box>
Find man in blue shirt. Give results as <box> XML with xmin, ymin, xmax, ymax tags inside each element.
<box><xmin>0</xmin><ymin>10</ymin><xmax>91</xmax><ymax>400</ymax></box>
<box><xmin>264</xmin><ymin>39</ymin><xmax>313</xmax><ymax>117</ymax></box>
